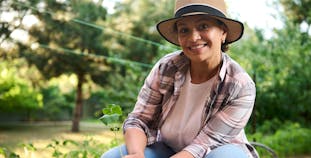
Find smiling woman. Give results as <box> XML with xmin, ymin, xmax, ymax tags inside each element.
<box><xmin>173</xmin><ymin>16</ymin><xmax>226</xmax><ymax>75</ymax></box>
<box><xmin>100</xmin><ymin>0</ymin><xmax>258</xmax><ymax>158</ymax></box>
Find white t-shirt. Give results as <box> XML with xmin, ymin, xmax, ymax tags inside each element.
<box><xmin>160</xmin><ymin>70</ymin><xmax>216</xmax><ymax>151</ymax></box>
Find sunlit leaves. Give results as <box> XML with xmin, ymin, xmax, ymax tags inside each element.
<box><xmin>0</xmin><ymin>66</ymin><xmax>43</xmax><ymax>112</ymax></box>
<box><xmin>99</xmin><ymin>104</ymin><xmax>123</xmax><ymax>128</ymax></box>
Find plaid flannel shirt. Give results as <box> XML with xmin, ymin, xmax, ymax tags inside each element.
<box><xmin>123</xmin><ymin>51</ymin><xmax>259</xmax><ymax>158</ymax></box>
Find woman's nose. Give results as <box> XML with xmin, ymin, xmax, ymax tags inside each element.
<box><xmin>189</xmin><ymin>29</ymin><xmax>201</xmax><ymax>42</ymax></box>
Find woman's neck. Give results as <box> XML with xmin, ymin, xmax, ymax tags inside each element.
<box><xmin>190</xmin><ymin>56</ymin><xmax>221</xmax><ymax>84</ymax></box>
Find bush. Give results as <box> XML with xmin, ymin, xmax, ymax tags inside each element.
<box><xmin>0</xmin><ymin>71</ymin><xmax>43</xmax><ymax>121</ymax></box>
<box><xmin>248</xmin><ymin>121</ymin><xmax>311</xmax><ymax>157</ymax></box>
<box><xmin>35</xmin><ymin>86</ymin><xmax>74</xmax><ymax>121</ymax></box>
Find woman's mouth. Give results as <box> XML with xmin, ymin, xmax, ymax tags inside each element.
<box><xmin>189</xmin><ymin>44</ymin><xmax>207</xmax><ymax>50</ymax></box>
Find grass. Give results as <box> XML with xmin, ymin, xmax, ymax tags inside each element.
<box><xmin>0</xmin><ymin>121</ymin><xmax>123</xmax><ymax>158</ymax></box>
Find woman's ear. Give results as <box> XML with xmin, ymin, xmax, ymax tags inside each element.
<box><xmin>222</xmin><ymin>32</ymin><xmax>227</xmax><ymax>44</ymax></box>
<box><xmin>219</xmin><ymin>23</ymin><xmax>228</xmax><ymax>43</ymax></box>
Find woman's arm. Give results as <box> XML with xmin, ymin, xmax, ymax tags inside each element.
<box><xmin>124</xmin><ymin>128</ymin><xmax>147</xmax><ymax>158</ymax></box>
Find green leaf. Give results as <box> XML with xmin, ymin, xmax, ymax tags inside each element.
<box><xmin>21</xmin><ymin>143</ymin><xmax>37</xmax><ymax>151</ymax></box>
<box><xmin>99</xmin><ymin>113</ymin><xmax>121</xmax><ymax>125</ymax></box>
<box><xmin>99</xmin><ymin>104</ymin><xmax>123</xmax><ymax>126</ymax></box>
<box><xmin>102</xmin><ymin>104</ymin><xmax>123</xmax><ymax>115</ymax></box>
<box><xmin>46</xmin><ymin>144</ymin><xmax>54</xmax><ymax>148</ymax></box>
<box><xmin>0</xmin><ymin>147</ymin><xmax>5</xmax><ymax>155</ymax></box>
<box><xmin>52</xmin><ymin>150</ymin><xmax>62</xmax><ymax>157</ymax></box>
<box><xmin>82</xmin><ymin>150</ymin><xmax>87</xmax><ymax>158</ymax></box>
<box><xmin>110</xmin><ymin>127</ymin><xmax>120</xmax><ymax>131</ymax></box>
<box><xmin>63</xmin><ymin>139</ymin><xmax>78</xmax><ymax>146</ymax></box>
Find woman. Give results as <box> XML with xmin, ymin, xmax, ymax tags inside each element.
<box><xmin>101</xmin><ymin>0</ymin><xmax>258</xmax><ymax>157</ymax></box>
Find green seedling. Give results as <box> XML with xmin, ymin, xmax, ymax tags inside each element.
<box><xmin>99</xmin><ymin>104</ymin><xmax>124</xmax><ymax>157</ymax></box>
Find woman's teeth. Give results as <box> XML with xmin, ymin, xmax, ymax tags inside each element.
<box><xmin>190</xmin><ymin>44</ymin><xmax>206</xmax><ymax>50</ymax></box>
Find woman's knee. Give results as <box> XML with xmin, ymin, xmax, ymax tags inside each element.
<box><xmin>144</xmin><ymin>142</ymin><xmax>175</xmax><ymax>158</ymax></box>
<box><xmin>206</xmin><ymin>144</ymin><xmax>248</xmax><ymax>158</ymax></box>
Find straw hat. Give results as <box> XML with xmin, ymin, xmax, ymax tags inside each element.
<box><xmin>157</xmin><ymin>0</ymin><xmax>244</xmax><ymax>45</ymax></box>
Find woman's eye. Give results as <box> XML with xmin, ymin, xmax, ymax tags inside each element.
<box><xmin>178</xmin><ymin>28</ymin><xmax>188</xmax><ymax>34</ymax></box>
<box><xmin>198</xmin><ymin>24</ymin><xmax>209</xmax><ymax>30</ymax></box>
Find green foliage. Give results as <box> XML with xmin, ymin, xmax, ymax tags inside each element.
<box><xmin>0</xmin><ymin>137</ymin><xmax>107</xmax><ymax>158</ymax></box>
<box><xmin>0</xmin><ymin>146</ymin><xmax>20</xmax><ymax>158</ymax></box>
<box><xmin>34</xmin><ymin>86</ymin><xmax>74</xmax><ymax>121</ymax></box>
<box><xmin>280</xmin><ymin>0</ymin><xmax>311</xmax><ymax>25</ymax></box>
<box><xmin>5</xmin><ymin>0</ymin><xmax>111</xmax><ymax>131</ymax></box>
<box><xmin>248</xmin><ymin>121</ymin><xmax>311</xmax><ymax>157</ymax></box>
<box><xmin>99</xmin><ymin>104</ymin><xmax>123</xmax><ymax>131</ymax></box>
<box><xmin>260</xmin><ymin>23</ymin><xmax>311</xmax><ymax>125</ymax></box>
<box><xmin>231</xmin><ymin>22</ymin><xmax>311</xmax><ymax>126</ymax></box>
<box><xmin>101</xmin><ymin>104</ymin><xmax>123</xmax><ymax>116</ymax></box>
<box><xmin>0</xmin><ymin>67</ymin><xmax>43</xmax><ymax>113</ymax></box>
<box><xmin>87</xmin><ymin>65</ymin><xmax>147</xmax><ymax>119</ymax></box>
<box><xmin>1</xmin><ymin>0</ymin><xmax>310</xmax><ymax>140</ymax></box>
<box><xmin>20</xmin><ymin>143</ymin><xmax>37</xmax><ymax>157</ymax></box>
<box><xmin>0</xmin><ymin>79</ymin><xmax>42</xmax><ymax>111</ymax></box>
<box><xmin>20</xmin><ymin>0</ymin><xmax>110</xmax><ymax>81</ymax></box>
<box><xmin>105</xmin><ymin>0</ymin><xmax>176</xmax><ymax>69</ymax></box>
<box><xmin>45</xmin><ymin>138</ymin><xmax>104</xmax><ymax>158</ymax></box>
<box><xmin>99</xmin><ymin>104</ymin><xmax>124</xmax><ymax>157</ymax></box>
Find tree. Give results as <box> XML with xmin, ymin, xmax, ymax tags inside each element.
<box><xmin>280</xmin><ymin>0</ymin><xmax>311</xmax><ymax>27</ymax></box>
<box><xmin>2</xmin><ymin>0</ymin><xmax>110</xmax><ymax>132</ymax></box>
<box><xmin>230</xmin><ymin>16</ymin><xmax>311</xmax><ymax>126</ymax></box>
<box><xmin>82</xmin><ymin>0</ymin><xmax>179</xmax><ymax>117</ymax></box>
<box><xmin>104</xmin><ymin>0</ymin><xmax>177</xmax><ymax>65</ymax></box>
<box><xmin>26</xmin><ymin>0</ymin><xmax>110</xmax><ymax>132</ymax></box>
<box><xmin>0</xmin><ymin>60</ymin><xmax>43</xmax><ymax>119</ymax></box>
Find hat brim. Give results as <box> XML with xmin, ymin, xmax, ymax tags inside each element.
<box><xmin>157</xmin><ymin>14</ymin><xmax>244</xmax><ymax>46</ymax></box>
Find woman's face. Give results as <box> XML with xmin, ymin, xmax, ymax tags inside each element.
<box><xmin>176</xmin><ymin>15</ymin><xmax>227</xmax><ymax>63</ymax></box>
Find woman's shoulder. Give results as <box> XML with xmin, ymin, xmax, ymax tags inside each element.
<box><xmin>156</xmin><ymin>50</ymin><xmax>189</xmax><ymax>73</ymax></box>
<box><xmin>157</xmin><ymin>50</ymin><xmax>184</xmax><ymax>64</ymax></box>
<box><xmin>223</xmin><ymin>53</ymin><xmax>254</xmax><ymax>86</ymax></box>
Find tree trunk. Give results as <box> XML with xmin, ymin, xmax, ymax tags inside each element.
<box><xmin>71</xmin><ymin>73</ymin><xmax>84</xmax><ymax>132</ymax></box>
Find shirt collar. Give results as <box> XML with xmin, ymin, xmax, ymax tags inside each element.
<box><xmin>174</xmin><ymin>51</ymin><xmax>190</xmax><ymax>75</ymax></box>
<box><xmin>219</xmin><ymin>52</ymin><xmax>227</xmax><ymax>81</ymax></box>
<box><xmin>174</xmin><ymin>51</ymin><xmax>227</xmax><ymax>81</ymax></box>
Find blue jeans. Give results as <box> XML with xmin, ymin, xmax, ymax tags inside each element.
<box><xmin>101</xmin><ymin>142</ymin><xmax>248</xmax><ymax>158</ymax></box>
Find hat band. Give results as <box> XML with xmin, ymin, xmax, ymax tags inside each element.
<box><xmin>175</xmin><ymin>5</ymin><xmax>226</xmax><ymax>18</ymax></box>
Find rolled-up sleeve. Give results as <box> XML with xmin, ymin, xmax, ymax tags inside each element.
<box><xmin>123</xmin><ymin>61</ymin><xmax>164</xmax><ymax>144</ymax></box>
<box><xmin>123</xmin><ymin>52</ymin><xmax>183</xmax><ymax>145</ymax></box>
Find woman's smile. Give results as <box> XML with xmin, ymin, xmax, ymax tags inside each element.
<box><xmin>188</xmin><ymin>43</ymin><xmax>208</xmax><ymax>50</ymax></box>
<box><xmin>176</xmin><ymin>15</ymin><xmax>227</xmax><ymax>62</ymax></box>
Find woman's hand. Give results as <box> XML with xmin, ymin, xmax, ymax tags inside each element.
<box><xmin>170</xmin><ymin>150</ymin><xmax>194</xmax><ymax>158</ymax></box>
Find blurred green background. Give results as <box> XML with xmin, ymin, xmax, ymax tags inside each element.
<box><xmin>0</xmin><ymin>0</ymin><xmax>310</xmax><ymax>157</ymax></box>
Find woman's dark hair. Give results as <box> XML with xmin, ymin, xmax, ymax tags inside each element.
<box><xmin>221</xmin><ymin>42</ymin><xmax>229</xmax><ymax>52</ymax></box>
<box><xmin>216</xmin><ymin>20</ymin><xmax>229</xmax><ymax>52</ymax></box>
